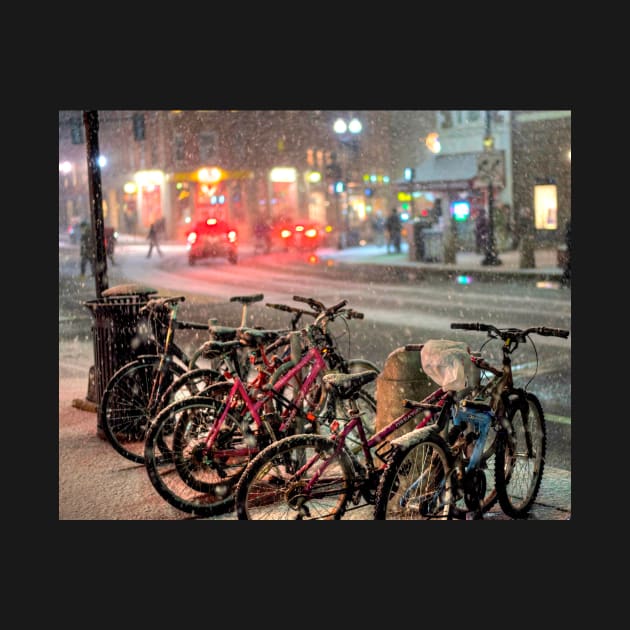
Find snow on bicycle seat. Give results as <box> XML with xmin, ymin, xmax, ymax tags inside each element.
<box><xmin>322</xmin><ymin>370</ymin><xmax>378</xmax><ymax>399</ymax></box>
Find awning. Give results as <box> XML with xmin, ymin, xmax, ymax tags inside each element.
<box><xmin>396</xmin><ymin>152</ymin><xmax>480</xmax><ymax>190</ymax></box>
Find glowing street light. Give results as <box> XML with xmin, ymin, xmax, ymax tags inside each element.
<box><xmin>332</xmin><ymin>116</ymin><xmax>362</xmax><ymax>249</ymax></box>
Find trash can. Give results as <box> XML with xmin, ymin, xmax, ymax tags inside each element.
<box><xmin>421</xmin><ymin>228</ymin><xmax>444</xmax><ymax>262</ymax></box>
<box><xmin>409</xmin><ymin>222</ymin><xmax>425</xmax><ymax>262</ymax></box>
<box><xmin>82</xmin><ymin>283</ymin><xmax>159</xmax><ymax>411</ymax></box>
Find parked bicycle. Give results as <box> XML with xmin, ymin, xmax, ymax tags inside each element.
<box><xmin>234</xmin><ymin>322</ymin><xmax>569</xmax><ymax>520</ymax></box>
<box><xmin>99</xmin><ymin>293</ymin><xmax>267</xmax><ymax>464</ymax></box>
<box><xmin>143</xmin><ymin>297</ymin><xmax>379</xmax><ymax>517</ymax></box>
<box><xmin>373</xmin><ymin>322</ymin><xmax>569</xmax><ymax>520</ymax></box>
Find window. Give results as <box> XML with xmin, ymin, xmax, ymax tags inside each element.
<box><xmin>174</xmin><ymin>134</ymin><xmax>185</xmax><ymax>163</ymax></box>
<box><xmin>199</xmin><ymin>131</ymin><xmax>217</xmax><ymax>162</ymax></box>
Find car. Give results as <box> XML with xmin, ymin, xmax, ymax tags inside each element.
<box><xmin>274</xmin><ymin>218</ymin><xmax>322</xmax><ymax>252</ymax></box>
<box><xmin>186</xmin><ymin>217</ymin><xmax>238</xmax><ymax>265</ymax></box>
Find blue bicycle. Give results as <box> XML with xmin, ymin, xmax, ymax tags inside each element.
<box><xmin>374</xmin><ymin>322</ymin><xmax>569</xmax><ymax>520</ymax></box>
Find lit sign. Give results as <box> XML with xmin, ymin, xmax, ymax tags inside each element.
<box><xmin>534</xmin><ymin>185</ymin><xmax>558</xmax><ymax>230</ymax></box>
<box><xmin>270</xmin><ymin>167</ymin><xmax>296</xmax><ymax>183</ymax></box>
<box><xmin>451</xmin><ymin>200</ymin><xmax>470</xmax><ymax>221</ymax></box>
<box><xmin>197</xmin><ymin>167</ymin><xmax>223</xmax><ymax>183</ymax></box>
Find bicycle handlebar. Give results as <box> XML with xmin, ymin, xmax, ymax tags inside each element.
<box><xmin>450</xmin><ymin>322</ymin><xmax>570</xmax><ymax>340</ymax></box>
<box><xmin>293</xmin><ymin>295</ymin><xmax>326</xmax><ymax>312</ymax></box>
<box><xmin>266</xmin><ymin>303</ymin><xmax>316</xmax><ymax>318</ymax></box>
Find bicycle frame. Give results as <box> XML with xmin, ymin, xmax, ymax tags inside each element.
<box><xmin>199</xmin><ymin>344</ymin><xmax>330</xmax><ymax>459</ymax></box>
<box><xmin>291</xmin><ymin>387</ymin><xmax>452</xmax><ymax>495</ymax></box>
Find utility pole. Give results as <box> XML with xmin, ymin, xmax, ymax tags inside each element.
<box><xmin>480</xmin><ymin>110</ymin><xmax>502</xmax><ymax>266</ymax></box>
<box><xmin>83</xmin><ymin>111</ymin><xmax>109</xmax><ymax>296</ymax></box>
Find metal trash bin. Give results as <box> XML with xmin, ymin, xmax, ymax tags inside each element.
<box><xmin>421</xmin><ymin>228</ymin><xmax>444</xmax><ymax>262</ymax></box>
<box><xmin>82</xmin><ymin>284</ymin><xmax>159</xmax><ymax>415</ymax></box>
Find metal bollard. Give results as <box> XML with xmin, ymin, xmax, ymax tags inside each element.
<box><xmin>374</xmin><ymin>346</ymin><xmax>435</xmax><ymax>441</ymax></box>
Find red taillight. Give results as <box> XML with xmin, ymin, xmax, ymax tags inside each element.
<box><xmin>187</xmin><ymin>232</ymin><xmax>198</xmax><ymax>244</ymax></box>
<box><xmin>304</xmin><ymin>228</ymin><xmax>318</xmax><ymax>238</ymax></box>
<box><xmin>295</xmin><ymin>224</ymin><xmax>304</xmax><ymax>232</ymax></box>
<box><xmin>280</xmin><ymin>228</ymin><xmax>292</xmax><ymax>239</ymax></box>
<box><xmin>227</xmin><ymin>230</ymin><xmax>237</xmax><ymax>243</ymax></box>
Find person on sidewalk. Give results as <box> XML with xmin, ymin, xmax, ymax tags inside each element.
<box><xmin>146</xmin><ymin>221</ymin><xmax>163</xmax><ymax>258</ymax></box>
<box><xmin>385</xmin><ymin>207</ymin><xmax>402</xmax><ymax>253</ymax></box>
<box><xmin>79</xmin><ymin>219</ymin><xmax>95</xmax><ymax>277</ymax></box>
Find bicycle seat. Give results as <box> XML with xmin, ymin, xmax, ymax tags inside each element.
<box><xmin>230</xmin><ymin>294</ymin><xmax>264</xmax><ymax>304</ymax></box>
<box><xmin>238</xmin><ymin>327</ymin><xmax>290</xmax><ymax>347</ymax></box>
<box><xmin>322</xmin><ymin>370</ymin><xmax>378</xmax><ymax>400</ymax></box>
<box><xmin>209</xmin><ymin>325</ymin><xmax>239</xmax><ymax>342</ymax></box>
<box><xmin>198</xmin><ymin>339</ymin><xmax>242</xmax><ymax>359</ymax></box>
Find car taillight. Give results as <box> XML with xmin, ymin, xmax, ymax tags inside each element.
<box><xmin>187</xmin><ymin>232</ymin><xmax>198</xmax><ymax>244</ymax></box>
<box><xmin>227</xmin><ymin>230</ymin><xmax>237</xmax><ymax>243</ymax></box>
<box><xmin>280</xmin><ymin>228</ymin><xmax>292</xmax><ymax>239</ymax></box>
<box><xmin>304</xmin><ymin>228</ymin><xmax>318</xmax><ymax>238</ymax></box>
<box><xmin>295</xmin><ymin>225</ymin><xmax>304</xmax><ymax>232</ymax></box>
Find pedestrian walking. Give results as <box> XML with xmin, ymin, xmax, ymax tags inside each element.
<box><xmin>146</xmin><ymin>221</ymin><xmax>163</xmax><ymax>258</ymax></box>
<box><xmin>385</xmin><ymin>207</ymin><xmax>402</xmax><ymax>253</ymax></box>
<box><xmin>79</xmin><ymin>219</ymin><xmax>95</xmax><ymax>277</ymax></box>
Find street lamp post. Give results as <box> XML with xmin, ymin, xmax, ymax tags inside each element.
<box><xmin>333</xmin><ymin>116</ymin><xmax>362</xmax><ymax>249</ymax></box>
<box><xmin>480</xmin><ymin>110</ymin><xmax>502</xmax><ymax>267</ymax></box>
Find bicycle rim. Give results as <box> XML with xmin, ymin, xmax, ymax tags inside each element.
<box><xmin>236</xmin><ymin>435</ymin><xmax>354</xmax><ymax>520</ymax></box>
<box><xmin>495</xmin><ymin>393</ymin><xmax>546</xmax><ymax>518</ymax></box>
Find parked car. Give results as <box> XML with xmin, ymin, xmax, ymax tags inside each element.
<box><xmin>186</xmin><ymin>218</ymin><xmax>238</xmax><ymax>265</ymax></box>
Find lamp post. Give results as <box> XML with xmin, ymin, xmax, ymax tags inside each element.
<box><xmin>333</xmin><ymin>116</ymin><xmax>362</xmax><ymax>249</ymax></box>
<box><xmin>480</xmin><ymin>110</ymin><xmax>502</xmax><ymax>266</ymax></box>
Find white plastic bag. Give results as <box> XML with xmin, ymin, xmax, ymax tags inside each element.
<box><xmin>420</xmin><ymin>339</ymin><xmax>474</xmax><ymax>391</ymax></box>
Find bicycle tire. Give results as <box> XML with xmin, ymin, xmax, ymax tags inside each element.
<box><xmin>374</xmin><ymin>432</ymin><xmax>454</xmax><ymax>520</ymax></box>
<box><xmin>157</xmin><ymin>367</ymin><xmax>224</xmax><ymax>409</ymax></box>
<box><xmin>494</xmin><ymin>391</ymin><xmax>546</xmax><ymax>519</ymax></box>
<box><xmin>100</xmin><ymin>355</ymin><xmax>186</xmax><ymax>464</ymax></box>
<box><xmin>144</xmin><ymin>385</ymin><xmax>258</xmax><ymax>517</ymax></box>
<box><xmin>235</xmin><ymin>434</ymin><xmax>354</xmax><ymax>520</ymax></box>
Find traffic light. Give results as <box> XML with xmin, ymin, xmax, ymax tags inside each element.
<box><xmin>70</xmin><ymin>117</ymin><xmax>84</xmax><ymax>144</ymax></box>
<box><xmin>334</xmin><ymin>181</ymin><xmax>345</xmax><ymax>194</ymax></box>
<box><xmin>132</xmin><ymin>113</ymin><xmax>145</xmax><ymax>141</ymax></box>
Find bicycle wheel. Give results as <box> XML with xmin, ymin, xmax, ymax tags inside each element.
<box><xmin>144</xmin><ymin>385</ymin><xmax>256</xmax><ymax>517</ymax></box>
<box><xmin>235</xmin><ymin>434</ymin><xmax>355</xmax><ymax>520</ymax></box>
<box><xmin>495</xmin><ymin>392</ymin><xmax>546</xmax><ymax>519</ymax></box>
<box><xmin>100</xmin><ymin>355</ymin><xmax>186</xmax><ymax>464</ymax></box>
<box><xmin>158</xmin><ymin>367</ymin><xmax>224</xmax><ymax>409</ymax></box>
<box><xmin>374</xmin><ymin>433</ymin><xmax>454</xmax><ymax>520</ymax></box>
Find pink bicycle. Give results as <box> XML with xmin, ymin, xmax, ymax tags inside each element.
<box><xmin>143</xmin><ymin>298</ymin><xmax>378</xmax><ymax>517</ymax></box>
